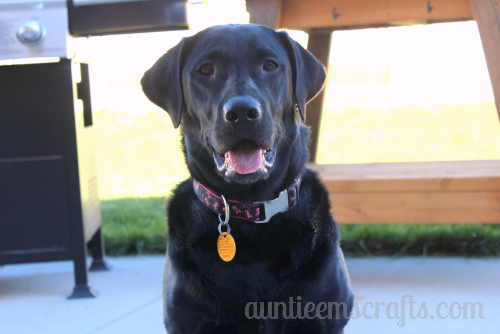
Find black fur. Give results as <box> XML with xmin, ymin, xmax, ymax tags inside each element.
<box><xmin>141</xmin><ymin>24</ymin><xmax>354</xmax><ymax>333</ymax></box>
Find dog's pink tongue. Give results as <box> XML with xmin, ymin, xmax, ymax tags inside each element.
<box><xmin>228</xmin><ymin>141</ymin><xmax>262</xmax><ymax>174</ymax></box>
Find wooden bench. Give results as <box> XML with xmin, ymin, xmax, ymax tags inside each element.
<box><xmin>308</xmin><ymin>161</ymin><xmax>500</xmax><ymax>224</ymax></box>
<box><xmin>247</xmin><ymin>0</ymin><xmax>500</xmax><ymax>224</ymax></box>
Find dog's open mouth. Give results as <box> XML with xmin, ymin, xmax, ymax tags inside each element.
<box><xmin>213</xmin><ymin>139</ymin><xmax>276</xmax><ymax>175</ymax></box>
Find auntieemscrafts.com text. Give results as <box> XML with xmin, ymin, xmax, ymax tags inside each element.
<box><xmin>245</xmin><ymin>295</ymin><xmax>484</xmax><ymax>327</ymax></box>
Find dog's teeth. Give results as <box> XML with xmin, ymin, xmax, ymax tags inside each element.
<box><xmin>225</xmin><ymin>153</ymin><xmax>232</xmax><ymax>170</ymax></box>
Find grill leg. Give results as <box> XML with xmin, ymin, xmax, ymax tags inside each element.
<box><xmin>68</xmin><ymin>234</ymin><xmax>97</xmax><ymax>299</ymax></box>
<box><xmin>89</xmin><ymin>227</ymin><xmax>112</xmax><ymax>271</ymax></box>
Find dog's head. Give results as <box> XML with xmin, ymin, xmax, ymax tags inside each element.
<box><xmin>142</xmin><ymin>24</ymin><xmax>325</xmax><ymax>190</ymax></box>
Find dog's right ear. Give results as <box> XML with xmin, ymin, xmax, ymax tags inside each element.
<box><xmin>141</xmin><ymin>37</ymin><xmax>190</xmax><ymax>129</ymax></box>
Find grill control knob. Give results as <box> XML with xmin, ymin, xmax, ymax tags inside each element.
<box><xmin>17</xmin><ymin>19</ymin><xmax>46</xmax><ymax>46</ymax></box>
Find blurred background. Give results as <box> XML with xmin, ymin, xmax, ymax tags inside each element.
<box><xmin>78</xmin><ymin>0</ymin><xmax>500</xmax><ymax>256</ymax></box>
<box><xmin>87</xmin><ymin>2</ymin><xmax>499</xmax><ymax>199</ymax></box>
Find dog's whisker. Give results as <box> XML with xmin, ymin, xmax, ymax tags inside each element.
<box><xmin>282</xmin><ymin>133</ymin><xmax>295</xmax><ymax>152</ymax></box>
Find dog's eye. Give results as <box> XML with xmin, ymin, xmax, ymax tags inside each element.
<box><xmin>263</xmin><ymin>60</ymin><xmax>278</xmax><ymax>71</ymax></box>
<box><xmin>198</xmin><ymin>64</ymin><xmax>214</xmax><ymax>75</ymax></box>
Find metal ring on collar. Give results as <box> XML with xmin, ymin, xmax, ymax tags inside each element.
<box><xmin>218</xmin><ymin>194</ymin><xmax>230</xmax><ymax>236</ymax></box>
<box><xmin>218</xmin><ymin>194</ymin><xmax>230</xmax><ymax>225</ymax></box>
<box><xmin>218</xmin><ymin>221</ymin><xmax>231</xmax><ymax>235</ymax></box>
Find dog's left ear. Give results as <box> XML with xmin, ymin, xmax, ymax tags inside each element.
<box><xmin>278</xmin><ymin>31</ymin><xmax>326</xmax><ymax>122</ymax></box>
<box><xmin>141</xmin><ymin>37</ymin><xmax>190</xmax><ymax>129</ymax></box>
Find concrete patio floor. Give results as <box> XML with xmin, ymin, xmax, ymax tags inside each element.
<box><xmin>1</xmin><ymin>256</ymin><xmax>499</xmax><ymax>334</ymax></box>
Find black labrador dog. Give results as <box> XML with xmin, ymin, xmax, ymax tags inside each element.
<box><xmin>141</xmin><ymin>24</ymin><xmax>354</xmax><ymax>334</ymax></box>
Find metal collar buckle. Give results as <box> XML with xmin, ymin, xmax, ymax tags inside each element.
<box><xmin>254</xmin><ymin>189</ymin><xmax>289</xmax><ymax>223</ymax></box>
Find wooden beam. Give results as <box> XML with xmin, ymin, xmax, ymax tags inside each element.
<box><xmin>331</xmin><ymin>191</ymin><xmax>500</xmax><ymax>224</ymax></box>
<box><xmin>246</xmin><ymin>0</ymin><xmax>283</xmax><ymax>29</ymax></box>
<box><xmin>281</xmin><ymin>0</ymin><xmax>473</xmax><ymax>30</ymax></box>
<box><xmin>305</xmin><ymin>31</ymin><xmax>332</xmax><ymax>162</ymax></box>
<box><xmin>470</xmin><ymin>0</ymin><xmax>500</xmax><ymax>121</ymax></box>
<box><xmin>308</xmin><ymin>160</ymin><xmax>500</xmax><ymax>224</ymax></box>
<box><xmin>310</xmin><ymin>160</ymin><xmax>500</xmax><ymax>192</ymax></box>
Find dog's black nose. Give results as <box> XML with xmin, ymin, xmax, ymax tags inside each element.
<box><xmin>223</xmin><ymin>96</ymin><xmax>261</xmax><ymax>123</ymax></box>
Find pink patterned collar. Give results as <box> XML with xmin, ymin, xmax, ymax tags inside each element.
<box><xmin>193</xmin><ymin>177</ymin><xmax>301</xmax><ymax>223</ymax></box>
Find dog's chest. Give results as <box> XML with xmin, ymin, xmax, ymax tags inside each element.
<box><xmin>189</xmin><ymin>215</ymin><xmax>314</xmax><ymax>294</ymax></box>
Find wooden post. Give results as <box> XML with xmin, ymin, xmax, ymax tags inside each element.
<box><xmin>306</xmin><ymin>31</ymin><xmax>332</xmax><ymax>162</ymax></box>
<box><xmin>246</xmin><ymin>0</ymin><xmax>283</xmax><ymax>29</ymax></box>
<box><xmin>470</xmin><ymin>0</ymin><xmax>500</xmax><ymax>120</ymax></box>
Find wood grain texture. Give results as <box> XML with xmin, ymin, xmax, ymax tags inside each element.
<box><xmin>280</xmin><ymin>0</ymin><xmax>473</xmax><ymax>30</ymax></box>
<box><xmin>470</xmin><ymin>0</ymin><xmax>500</xmax><ymax>121</ymax></box>
<box><xmin>308</xmin><ymin>160</ymin><xmax>500</xmax><ymax>192</ymax></box>
<box><xmin>246</xmin><ymin>0</ymin><xmax>283</xmax><ymax>29</ymax></box>
<box><xmin>331</xmin><ymin>191</ymin><xmax>500</xmax><ymax>223</ymax></box>
<box><xmin>308</xmin><ymin>161</ymin><xmax>500</xmax><ymax>223</ymax></box>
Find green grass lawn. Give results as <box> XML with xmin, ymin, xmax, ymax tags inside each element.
<box><xmin>101</xmin><ymin>197</ymin><xmax>167</xmax><ymax>255</ymax></box>
<box><xmin>101</xmin><ymin>197</ymin><xmax>500</xmax><ymax>257</ymax></box>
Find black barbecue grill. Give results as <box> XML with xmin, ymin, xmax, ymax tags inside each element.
<box><xmin>0</xmin><ymin>0</ymin><xmax>189</xmax><ymax>298</ymax></box>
